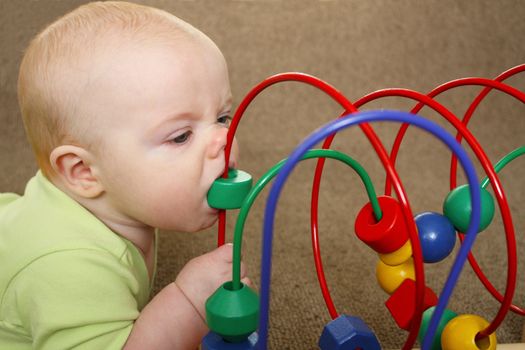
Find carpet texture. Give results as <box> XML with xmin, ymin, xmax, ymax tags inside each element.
<box><xmin>1</xmin><ymin>1</ymin><xmax>524</xmax><ymax>348</ymax></box>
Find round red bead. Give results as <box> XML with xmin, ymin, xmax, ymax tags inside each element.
<box><xmin>355</xmin><ymin>196</ymin><xmax>409</xmax><ymax>254</ymax></box>
<box><xmin>354</xmin><ymin>196</ymin><xmax>408</xmax><ymax>254</ymax></box>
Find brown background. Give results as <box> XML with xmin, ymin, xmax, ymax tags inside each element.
<box><xmin>1</xmin><ymin>1</ymin><xmax>524</xmax><ymax>349</ymax></box>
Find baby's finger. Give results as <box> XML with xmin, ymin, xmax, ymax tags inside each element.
<box><xmin>239</xmin><ymin>261</ymin><xmax>248</xmax><ymax>278</ymax></box>
<box><xmin>212</xmin><ymin>243</ymin><xmax>234</xmax><ymax>263</ymax></box>
<box><xmin>241</xmin><ymin>277</ymin><xmax>255</xmax><ymax>289</ymax></box>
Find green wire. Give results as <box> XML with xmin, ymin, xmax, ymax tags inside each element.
<box><xmin>480</xmin><ymin>146</ymin><xmax>525</xmax><ymax>189</ymax></box>
<box><xmin>232</xmin><ymin>148</ymin><xmax>382</xmax><ymax>290</ymax></box>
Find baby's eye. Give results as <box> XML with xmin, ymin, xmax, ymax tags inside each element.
<box><xmin>217</xmin><ymin>114</ymin><xmax>232</xmax><ymax>126</ymax></box>
<box><xmin>170</xmin><ymin>130</ymin><xmax>192</xmax><ymax>144</ymax></box>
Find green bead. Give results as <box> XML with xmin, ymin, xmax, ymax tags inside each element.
<box><xmin>443</xmin><ymin>184</ymin><xmax>495</xmax><ymax>233</ymax></box>
<box><xmin>205</xmin><ymin>281</ymin><xmax>259</xmax><ymax>343</ymax></box>
<box><xmin>418</xmin><ymin>306</ymin><xmax>458</xmax><ymax>350</ymax></box>
<box><xmin>207</xmin><ymin>169</ymin><xmax>253</xmax><ymax>209</ymax></box>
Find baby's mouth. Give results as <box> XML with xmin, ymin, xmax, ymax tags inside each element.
<box><xmin>206</xmin><ymin>156</ymin><xmax>245</xmax><ymax>209</ymax></box>
<box><xmin>213</xmin><ymin>159</ymin><xmax>236</xmax><ymax>181</ymax></box>
<box><xmin>207</xmin><ymin>168</ymin><xmax>253</xmax><ymax>211</ymax></box>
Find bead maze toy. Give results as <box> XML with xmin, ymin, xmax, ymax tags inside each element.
<box><xmin>202</xmin><ymin>65</ymin><xmax>525</xmax><ymax>350</ymax></box>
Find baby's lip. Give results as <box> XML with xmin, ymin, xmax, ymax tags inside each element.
<box><xmin>228</xmin><ymin>158</ymin><xmax>238</xmax><ymax>169</ymax></box>
<box><xmin>214</xmin><ymin>168</ymin><xmax>227</xmax><ymax>181</ymax></box>
<box><xmin>214</xmin><ymin>159</ymin><xmax>238</xmax><ymax>181</ymax></box>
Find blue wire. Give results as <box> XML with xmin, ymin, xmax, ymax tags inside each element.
<box><xmin>258</xmin><ymin>110</ymin><xmax>481</xmax><ymax>350</ymax></box>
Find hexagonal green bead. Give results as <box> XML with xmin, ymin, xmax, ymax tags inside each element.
<box><xmin>207</xmin><ymin>169</ymin><xmax>253</xmax><ymax>209</ymax></box>
<box><xmin>443</xmin><ymin>184</ymin><xmax>495</xmax><ymax>233</ymax></box>
<box><xmin>205</xmin><ymin>281</ymin><xmax>259</xmax><ymax>343</ymax></box>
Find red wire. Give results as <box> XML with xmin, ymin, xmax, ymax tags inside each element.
<box><xmin>221</xmin><ymin>72</ymin><xmax>426</xmax><ymax>350</ymax></box>
<box><xmin>218</xmin><ymin>68</ymin><xmax>524</xmax><ymax>347</ymax></box>
<box><xmin>217</xmin><ymin>210</ymin><xmax>226</xmax><ymax>246</ymax></box>
<box><xmin>219</xmin><ymin>73</ymin><xmax>347</xmax><ymax>246</ymax></box>
<box><xmin>450</xmin><ymin>65</ymin><xmax>525</xmax><ymax>188</ymax></box>
<box><xmin>353</xmin><ymin>77</ymin><xmax>525</xmax><ymax>336</ymax></box>
<box><xmin>380</xmin><ymin>78</ymin><xmax>525</xmax><ymax>335</ymax></box>
<box><xmin>450</xmin><ymin>65</ymin><xmax>525</xmax><ymax>319</ymax></box>
<box><xmin>221</xmin><ymin>74</ymin><xmax>352</xmax><ymax>318</ymax></box>
<box><xmin>311</xmin><ymin>111</ymin><xmax>351</xmax><ymax>320</ymax></box>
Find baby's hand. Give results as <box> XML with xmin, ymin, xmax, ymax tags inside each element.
<box><xmin>174</xmin><ymin>243</ymin><xmax>249</xmax><ymax>320</ymax></box>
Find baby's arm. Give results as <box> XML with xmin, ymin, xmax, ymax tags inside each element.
<box><xmin>123</xmin><ymin>282</ymin><xmax>207</xmax><ymax>349</ymax></box>
<box><xmin>5</xmin><ymin>242</ymin><xmax>245</xmax><ymax>349</ymax></box>
<box><xmin>124</xmin><ymin>243</ymin><xmax>248</xmax><ymax>349</ymax></box>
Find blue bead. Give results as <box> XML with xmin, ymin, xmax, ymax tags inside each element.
<box><xmin>414</xmin><ymin>212</ymin><xmax>456</xmax><ymax>263</ymax></box>
<box><xmin>202</xmin><ymin>332</ymin><xmax>258</xmax><ymax>350</ymax></box>
<box><xmin>318</xmin><ymin>314</ymin><xmax>381</xmax><ymax>350</ymax></box>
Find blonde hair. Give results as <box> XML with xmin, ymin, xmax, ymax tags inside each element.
<box><xmin>18</xmin><ymin>1</ymin><xmax>209</xmax><ymax>177</ymax></box>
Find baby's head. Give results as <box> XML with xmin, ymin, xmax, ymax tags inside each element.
<box><xmin>18</xmin><ymin>1</ymin><xmax>236</xmax><ymax>232</ymax></box>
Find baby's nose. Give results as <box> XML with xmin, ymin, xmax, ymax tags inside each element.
<box><xmin>207</xmin><ymin>126</ymin><xmax>228</xmax><ymax>160</ymax></box>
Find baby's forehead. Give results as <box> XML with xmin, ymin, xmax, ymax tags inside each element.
<box><xmin>60</xmin><ymin>32</ymin><xmax>197</xmax><ymax>100</ymax></box>
<box><xmin>46</xmin><ymin>8</ymin><xmax>228</xmax><ymax>118</ymax></box>
<box><xmin>83</xmin><ymin>34</ymin><xmax>221</xmax><ymax>93</ymax></box>
<box><xmin>84</xmin><ymin>25</ymin><xmax>217</xmax><ymax>71</ymax></box>
<box><xmin>74</xmin><ymin>33</ymin><xmax>229</xmax><ymax>116</ymax></box>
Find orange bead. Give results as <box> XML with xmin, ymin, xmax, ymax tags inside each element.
<box><xmin>441</xmin><ymin>314</ymin><xmax>497</xmax><ymax>350</ymax></box>
<box><xmin>376</xmin><ymin>258</ymin><xmax>415</xmax><ymax>294</ymax></box>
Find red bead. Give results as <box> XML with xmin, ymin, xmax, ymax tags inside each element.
<box><xmin>385</xmin><ymin>279</ymin><xmax>438</xmax><ymax>331</ymax></box>
<box><xmin>355</xmin><ymin>196</ymin><xmax>409</xmax><ymax>254</ymax></box>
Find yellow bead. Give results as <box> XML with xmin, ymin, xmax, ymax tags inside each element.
<box><xmin>375</xmin><ymin>257</ymin><xmax>415</xmax><ymax>294</ymax></box>
<box><xmin>441</xmin><ymin>314</ymin><xmax>497</xmax><ymax>350</ymax></box>
<box><xmin>379</xmin><ymin>240</ymin><xmax>412</xmax><ymax>266</ymax></box>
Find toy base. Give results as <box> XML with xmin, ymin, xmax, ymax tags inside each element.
<box><xmin>202</xmin><ymin>331</ymin><xmax>258</xmax><ymax>350</ymax></box>
<box><xmin>412</xmin><ymin>343</ymin><xmax>524</xmax><ymax>350</ymax></box>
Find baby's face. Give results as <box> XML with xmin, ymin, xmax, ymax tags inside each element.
<box><xmin>84</xmin><ymin>38</ymin><xmax>235</xmax><ymax>232</ymax></box>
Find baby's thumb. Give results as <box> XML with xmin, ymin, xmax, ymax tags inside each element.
<box><xmin>212</xmin><ymin>243</ymin><xmax>234</xmax><ymax>263</ymax></box>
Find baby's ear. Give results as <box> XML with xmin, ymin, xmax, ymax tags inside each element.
<box><xmin>49</xmin><ymin>145</ymin><xmax>104</xmax><ymax>198</ymax></box>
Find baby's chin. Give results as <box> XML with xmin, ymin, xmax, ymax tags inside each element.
<box><xmin>182</xmin><ymin>218</ymin><xmax>217</xmax><ymax>233</ymax></box>
<box><xmin>203</xmin><ymin>209</ymin><xmax>220</xmax><ymax>227</ymax></box>
<box><xmin>204</xmin><ymin>192</ymin><xmax>220</xmax><ymax>213</ymax></box>
<box><xmin>187</xmin><ymin>208</ymin><xmax>220</xmax><ymax>232</ymax></box>
<box><xmin>156</xmin><ymin>205</ymin><xmax>219</xmax><ymax>232</ymax></box>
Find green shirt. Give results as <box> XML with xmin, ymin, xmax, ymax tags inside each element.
<box><xmin>0</xmin><ymin>172</ymin><xmax>157</xmax><ymax>349</ymax></box>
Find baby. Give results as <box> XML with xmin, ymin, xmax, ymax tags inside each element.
<box><xmin>0</xmin><ymin>1</ymin><xmax>247</xmax><ymax>349</ymax></box>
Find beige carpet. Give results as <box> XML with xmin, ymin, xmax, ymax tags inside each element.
<box><xmin>1</xmin><ymin>1</ymin><xmax>524</xmax><ymax>348</ymax></box>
